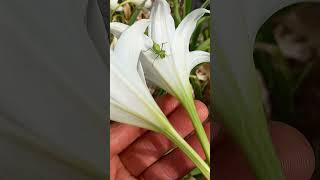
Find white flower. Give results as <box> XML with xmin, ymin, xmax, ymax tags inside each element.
<box><xmin>110</xmin><ymin>0</ymin><xmax>123</xmax><ymax>11</ymax></box>
<box><xmin>132</xmin><ymin>0</ymin><xmax>153</xmax><ymax>8</ymax></box>
<box><xmin>110</xmin><ymin>19</ymin><xmax>209</xmax><ymax>178</ymax></box>
<box><xmin>111</xmin><ymin>0</ymin><xmax>153</xmax><ymax>11</ymax></box>
<box><xmin>110</xmin><ymin>19</ymin><xmax>164</xmax><ymax>132</ymax></box>
<box><xmin>142</xmin><ymin>0</ymin><xmax>210</xmax><ymax>103</ymax></box>
<box><xmin>111</xmin><ymin>0</ymin><xmax>211</xmax><ymax>161</ymax></box>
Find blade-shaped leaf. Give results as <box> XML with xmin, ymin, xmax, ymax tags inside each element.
<box><xmin>212</xmin><ymin>0</ymin><xmax>318</xmax><ymax>179</ymax></box>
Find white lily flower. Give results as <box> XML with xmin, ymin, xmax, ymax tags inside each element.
<box><xmin>110</xmin><ymin>0</ymin><xmax>123</xmax><ymax>11</ymax></box>
<box><xmin>110</xmin><ymin>19</ymin><xmax>209</xmax><ymax>178</ymax></box>
<box><xmin>132</xmin><ymin>0</ymin><xmax>153</xmax><ymax>8</ymax></box>
<box><xmin>111</xmin><ymin>0</ymin><xmax>153</xmax><ymax>11</ymax></box>
<box><xmin>143</xmin><ymin>1</ymin><xmax>211</xmax><ymax>161</ymax></box>
<box><xmin>111</xmin><ymin>0</ymin><xmax>211</xmax><ymax>161</ymax></box>
<box><xmin>142</xmin><ymin>0</ymin><xmax>210</xmax><ymax>103</ymax></box>
<box><xmin>110</xmin><ymin>19</ymin><xmax>162</xmax><ymax>132</ymax></box>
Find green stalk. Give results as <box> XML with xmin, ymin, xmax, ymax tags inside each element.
<box><xmin>128</xmin><ymin>0</ymin><xmax>147</xmax><ymax>25</ymax></box>
<box><xmin>212</xmin><ymin>46</ymin><xmax>285</xmax><ymax>179</ymax></box>
<box><xmin>163</xmin><ymin>124</ymin><xmax>210</xmax><ymax>179</ymax></box>
<box><xmin>201</xmin><ymin>0</ymin><xmax>210</xmax><ymax>9</ymax></box>
<box><xmin>181</xmin><ymin>94</ymin><xmax>210</xmax><ymax>164</ymax></box>
<box><xmin>190</xmin><ymin>16</ymin><xmax>210</xmax><ymax>50</ymax></box>
<box><xmin>183</xmin><ymin>0</ymin><xmax>192</xmax><ymax>17</ymax></box>
<box><xmin>237</xmin><ymin>122</ymin><xmax>284</xmax><ymax>180</ymax></box>
<box><xmin>172</xmin><ymin>0</ymin><xmax>182</xmax><ymax>26</ymax></box>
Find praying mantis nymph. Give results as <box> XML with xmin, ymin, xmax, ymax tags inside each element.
<box><xmin>144</xmin><ymin>42</ymin><xmax>169</xmax><ymax>65</ymax></box>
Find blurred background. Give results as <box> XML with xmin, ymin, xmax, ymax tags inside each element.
<box><xmin>254</xmin><ymin>3</ymin><xmax>320</xmax><ymax>179</ymax></box>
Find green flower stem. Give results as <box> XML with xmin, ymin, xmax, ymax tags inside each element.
<box><xmin>213</xmin><ymin>46</ymin><xmax>285</xmax><ymax>179</ymax></box>
<box><xmin>217</xmin><ymin>107</ymin><xmax>284</xmax><ymax>179</ymax></box>
<box><xmin>239</xmin><ymin>123</ymin><xmax>284</xmax><ymax>180</ymax></box>
<box><xmin>163</xmin><ymin>124</ymin><xmax>210</xmax><ymax>179</ymax></box>
<box><xmin>172</xmin><ymin>0</ymin><xmax>182</xmax><ymax>26</ymax></box>
<box><xmin>182</xmin><ymin>94</ymin><xmax>210</xmax><ymax>164</ymax></box>
<box><xmin>191</xmin><ymin>16</ymin><xmax>210</xmax><ymax>50</ymax></box>
<box><xmin>201</xmin><ymin>0</ymin><xmax>210</xmax><ymax>9</ymax></box>
<box><xmin>128</xmin><ymin>0</ymin><xmax>147</xmax><ymax>25</ymax></box>
<box><xmin>183</xmin><ymin>0</ymin><xmax>192</xmax><ymax>17</ymax></box>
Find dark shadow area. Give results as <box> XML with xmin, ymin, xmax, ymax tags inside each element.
<box><xmin>254</xmin><ymin>3</ymin><xmax>320</xmax><ymax>179</ymax></box>
<box><xmin>0</xmin><ymin>0</ymin><xmax>108</xmax><ymax>179</ymax></box>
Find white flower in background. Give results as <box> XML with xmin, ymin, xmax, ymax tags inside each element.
<box><xmin>110</xmin><ymin>19</ymin><xmax>209</xmax><ymax>178</ymax></box>
<box><xmin>110</xmin><ymin>0</ymin><xmax>123</xmax><ymax>11</ymax></box>
<box><xmin>111</xmin><ymin>0</ymin><xmax>153</xmax><ymax>11</ymax></box>
<box><xmin>111</xmin><ymin>0</ymin><xmax>211</xmax><ymax>161</ymax></box>
<box><xmin>132</xmin><ymin>0</ymin><xmax>153</xmax><ymax>8</ymax></box>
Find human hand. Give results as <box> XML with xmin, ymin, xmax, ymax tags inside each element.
<box><xmin>110</xmin><ymin>95</ymin><xmax>210</xmax><ymax>180</ymax></box>
<box><xmin>212</xmin><ymin>115</ymin><xmax>315</xmax><ymax>180</ymax></box>
<box><xmin>110</xmin><ymin>95</ymin><xmax>315</xmax><ymax>180</ymax></box>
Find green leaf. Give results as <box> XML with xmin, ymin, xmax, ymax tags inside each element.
<box><xmin>172</xmin><ymin>0</ymin><xmax>182</xmax><ymax>26</ymax></box>
<box><xmin>190</xmin><ymin>16</ymin><xmax>210</xmax><ymax>50</ymax></box>
<box><xmin>190</xmin><ymin>76</ymin><xmax>204</xmax><ymax>100</ymax></box>
<box><xmin>201</xmin><ymin>0</ymin><xmax>210</xmax><ymax>9</ymax></box>
<box><xmin>183</xmin><ymin>0</ymin><xmax>192</xmax><ymax>17</ymax></box>
<box><xmin>196</xmin><ymin>39</ymin><xmax>210</xmax><ymax>51</ymax></box>
<box><xmin>128</xmin><ymin>0</ymin><xmax>147</xmax><ymax>25</ymax></box>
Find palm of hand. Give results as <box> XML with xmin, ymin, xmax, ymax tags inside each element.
<box><xmin>110</xmin><ymin>95</ymin><xmax>315</xmax><ymax>180</ymax></box>
<box><xmin>110</xmin><ymin>95</ymin><xmax>209</xmax><ymax>180</ymax></box>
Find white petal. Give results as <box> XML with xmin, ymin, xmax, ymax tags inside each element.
<box><xmin>171</xmin><ymin>8</ymin><xmax>209</xmax><ymax>85</ymax></box>
<box><xmin>140</xmin><ymin>52</ymin><xmax>182</xmax><ymax>97</ymax></box>
<box><xmin>110</xmin><ymin>48</ymin><xmax>116</xmax><ymax>60</ymax></box>
<box><xmin>137</xmin><ymin>60</ymin><xmax>147</xmax><ymax>85</ymax></box>
<box><xmin>111</xmin><ymin>19</ymin><xmax>153</xmax><ymax>105</ymax></box>
<box><xmin>110</xmin><ymin>64</ymin><xmax>161</xmax><ymax>127</ymax></box>
<box><xmin>131</xmin><ymin>0</ymin><xmax>153</xmax><ymax>8</ymax></box>
<box><xmin>110</xmin><ymin>22</ymin><xmax>129</xmax><ymax>39</ymax></box>
<box><xmin>188</xmin><ymin>51</ymin><xmax>210</xmax><ymax>74</ymax></box>
<box><xmin>113</xmin><ymin>19</ymin><xmax>150</xmax><ymax>73</ymax></box>
<box><xmin>149</xmin><ymin>0</ymin><xmax>175</xmax><ymax>50</ymax></box>
<box><xmin>110</xmin><ymin>101</ymin><xmax>159</xmax><ymax>132</ymax></box>
<box><xmin>110</xmin><ymin>0</ymin><xmax>123</xmax><ymax>11</ymax></box>
<box><xmin>173</xmin><ymin>8</ymin><xmax>209</xmax><ymax>53</ymax></box>
<box><xmin>144</xmin><ymin>0</ymin><xmax>153</xmax><ymax>8</ymax></box>
<box><xmin>111</xmin><ymin>62</ymin><xmax>166</xmax><ymax>132</ymax></box>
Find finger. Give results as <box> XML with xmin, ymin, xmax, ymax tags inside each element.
<box><xmin>110</xmin><ymin>123</ymin><xmax>146</xmax><ymax>157</ymax></box>
<box><xmin>110</xmin><ymin>156</ymin><xmax>137</xmax><ymax>180</ymax></box>
<box><xmin>110</xmin><ymin>95</ymin><xmax>180</xmax><ymax>157</ymax></box>
<box><xmin>120</xmin><ymin>101</ymin><xmax>209</xmax><ymax>176</ymax></box>
<box><xmin>271</xmin><ymin>121</ymin><xmax>315</xmax><ymax>180</ymax></box>
<box><xmin>155</xmin><ymin>94</ymin><xmax>180</xmax><ymax>116</ymax></box>
<box><xmin>140</xmin><ymin>123</ymin><xmax>211</xmax><ymax>180</ymax></box>
<box><xmin>213</xmin><ymin>121</ymin><xmax>315</xmax><ymax>180</ymax></box>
